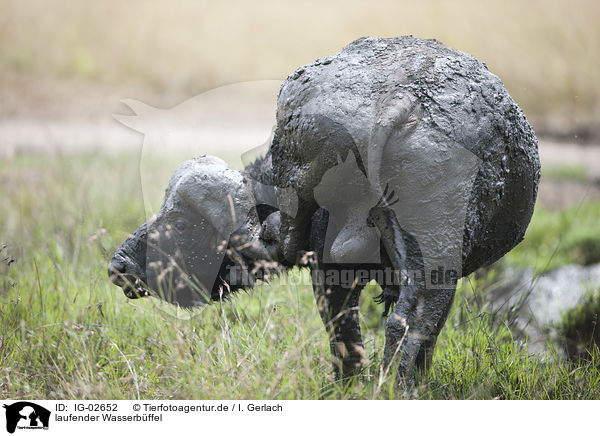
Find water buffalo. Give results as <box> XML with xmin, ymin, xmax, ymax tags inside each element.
<box><xmin>109</xmin><ymin>36</ymin><xmax>540</xmax><ymax>383</ymax></box>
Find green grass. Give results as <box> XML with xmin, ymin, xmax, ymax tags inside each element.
<box><xmin>2</xmin><ymin>152</ymin><xmax>600</xmax><ymax>399</ymax></box>
<box><xmin>505</xmin><ymin>199</ymin><xmax>600</xmax><ymax>272</ymax></box>
<box><xmin>556</xmin><ymin>287</ymin><xmax>600</xmax><ymax>361</ymax></box>
<box><xmin>543</xmin><ymin>164</ymin><xmax>588</xmax><ymax>182</ymax></box>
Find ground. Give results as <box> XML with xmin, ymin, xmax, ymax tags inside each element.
<box><xmin>1</xmin><ymin>146</ymin><xmax>600</xmax><ymax>400</ymax></box>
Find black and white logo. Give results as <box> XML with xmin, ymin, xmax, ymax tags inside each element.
<box><xmin>2</xmin><ymin>402</ymin><xmax>50</xmax><ymax>434</ymax></box>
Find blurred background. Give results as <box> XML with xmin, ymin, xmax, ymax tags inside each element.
<box><xmin>2</xmin><ymin>0</ymin><xmax>600</xmax><ymax>190</ymax></box>
<box><xmin>2</xmin><ymin>0</ymin><xmax>600</xmax><ymax>399</ymax></box>
<box><xmin>1</xmin><ymin>0</ymin><xmax>599</xmax><ymax>137</ymax></box>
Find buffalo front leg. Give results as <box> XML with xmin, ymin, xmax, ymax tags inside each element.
<box><xmin>311</xmin><ymin>266</ymin><xmax>365</xmax><ymax>380</ymax></box>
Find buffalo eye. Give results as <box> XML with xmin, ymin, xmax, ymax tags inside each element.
<box><xmin>174</xmin><ymin>218</ymin><xmax>187</xmax><ymax>233</ymax></box>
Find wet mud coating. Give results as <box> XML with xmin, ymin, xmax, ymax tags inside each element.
<box><xmin>109</xmin><ymin>36</ymin><xmax>540</xmax><ymax>382</ymax></box>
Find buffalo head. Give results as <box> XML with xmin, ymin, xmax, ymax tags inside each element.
<box><xmin>108</xmin><ymin>155</ymin><xmax>279</xmax><ymax>307</ymax></box>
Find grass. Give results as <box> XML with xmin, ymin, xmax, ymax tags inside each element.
<box><xmin>543</xmin><ymin>164</ymin><xmax>588</xmax><ymax>182</ymax></box>
<box><xmin>556</xmin><ymin>287</ymin><xmax>600</xmax><ymax>361</ymax></box>
<box><xmin>2</xmin><ymin>151</ymin><xmax>600</xmax><ymax>399</ymax></box>
<box><xmin>505</xmin><ymin>198</ymin><xmax>600</xmax><ymax>272</ymax></box>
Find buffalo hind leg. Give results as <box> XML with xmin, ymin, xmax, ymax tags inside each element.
<box><xmin>311</xmin><ymin>267</ymin><xmax>365</xmax><ymax>380</ymax></box>
<box><xmin>384</xmin><ymin>284</ymin><xmax>456</xmax><ymax>383</ymax></box>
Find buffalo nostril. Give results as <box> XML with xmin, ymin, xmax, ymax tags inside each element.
<box><xmin>109</xmin><ymin>259</ymin><xmax>126</xmax><ymax>273</ymax></box>
<box><xmin>108</xmin><ymin>259</ymin><xmax>126</xmax><ymax>284</ymax></box>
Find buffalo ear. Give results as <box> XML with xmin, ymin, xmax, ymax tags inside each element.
<box><xmin>175</xmin><ymin>160</ymin><xmax>257</xmax><ymax>238</ymax></box>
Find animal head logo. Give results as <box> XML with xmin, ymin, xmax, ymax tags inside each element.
<box><xmin>110</xmin><ymin>78</ymin><xmax>482</xmax><ymax>305</ymax></box>
<box><xmin>3</xmin><ymin>402</ymin><xmax>50</xmax><ymax>434</ymax></box>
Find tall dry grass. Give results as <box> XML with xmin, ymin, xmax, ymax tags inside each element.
<box><xmin>0</xmin><ymin>0</ymin><xmax>599</xmax><ymax>130</ymax></box>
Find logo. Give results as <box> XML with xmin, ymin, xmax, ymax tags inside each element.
<box><xmin>2</xmin><ymin>402</ymin><xmax>50</xmax><ymax>434</ymax></box>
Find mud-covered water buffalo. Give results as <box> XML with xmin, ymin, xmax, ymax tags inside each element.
<box><xmin>109</xmin><ymin>36</ymin><xmax>540</xmax><ymax>382</ymax></box>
